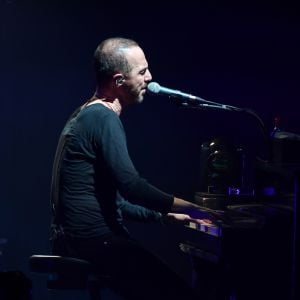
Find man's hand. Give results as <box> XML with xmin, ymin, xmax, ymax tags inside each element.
<box><xmin>172</xmin><ymin>196</ymin><xmax>222</xmax><ymax>224</ymax></box>
<box><xmin>162</xmin><ymin>213</ymin><xmax>212</xmax><ymax>226</ymax></box>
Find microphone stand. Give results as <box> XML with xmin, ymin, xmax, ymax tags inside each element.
<box><xmin>172</xmin><ymin>95</ymin><xmax>269</xmax><ymax>159</ymax></box>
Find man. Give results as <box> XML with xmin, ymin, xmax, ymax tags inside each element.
<box><xmin>51</xmin><ymin>37</ymin><xmax>210</xmax><ymax>299</ymax></box>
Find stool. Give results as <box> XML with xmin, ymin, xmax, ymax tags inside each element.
<box><xmin>29</xmin><ymin>255</ymin><xmax>111</xmax><ymax>300</ymax></box>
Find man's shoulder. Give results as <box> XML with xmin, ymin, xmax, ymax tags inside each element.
<box><xmin>83</xmin><ymin>103</ymin><xmax>113</xmax><ymax>114</ymax></box>
<box><xmin>80</xmin><ymin>104</ymin><xmax>118</xmax><ymax>121</ymax></box>
<box><xmin>77</xmin><ymin>104</ymin><xmax>122</xmax><ymax>134</ymax></box>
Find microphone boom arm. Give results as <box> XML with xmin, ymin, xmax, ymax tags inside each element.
<box><xmin>178</xmin><ymin>96</ymin><xmax>269</xmax><ymax>160</ymax></box>
<box><xmin>147</xmin><ymin>81</ymin><xmax>269</xmax><ymax>159</ymax></box>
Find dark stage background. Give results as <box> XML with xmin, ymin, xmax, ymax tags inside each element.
<box><xmin>1</xmin><ymin>1</ymin><xmax>299</xmax><ymax>299</ymax></box>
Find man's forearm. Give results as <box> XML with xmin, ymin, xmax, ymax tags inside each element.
<box><xmin>171</xmin><ymin>197</ymin><xmax>217</xmax><ymax>222</ymax></box>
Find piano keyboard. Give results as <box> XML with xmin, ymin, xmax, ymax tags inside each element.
<box><xmin>185</xmin><ymin>221</ymin><xmax>222</xmax><ymax>237</ymax></box>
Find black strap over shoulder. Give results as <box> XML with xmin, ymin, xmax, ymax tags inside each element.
<box><xmin>50</xmin><ymin>106</ymin><xmax>82</xmax><ymax>239</ymax></box>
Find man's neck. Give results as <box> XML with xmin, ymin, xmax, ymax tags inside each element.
<box><xmin>85</xmin><ymin>94</ymin><xmax>123</xmax><ymax>116</ymax></box>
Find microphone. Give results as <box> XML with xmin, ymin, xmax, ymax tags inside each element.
<box><xmin>147</xmin><ymin>82</ymin><xmax>199</xmax><ymax>101</ymax></box>
<box><xmin>147</xmin><ymin>81</ymin><xmax>242</xmax><ymax>112</ymax></box>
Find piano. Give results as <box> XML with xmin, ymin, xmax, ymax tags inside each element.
<box><xmin>184</xmin><ymin>132</ymin><xmax>299</xmax><ymax>300</ymax></box>
<box><xmin>176</xmin><ymin>200</ymin><xmax>293</xmax><ymax>300</ymax></box>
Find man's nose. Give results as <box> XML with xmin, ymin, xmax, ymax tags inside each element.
<box><xmin>145</xmin><ymin>70</ymin><xmax>152</xmax><ymax>82</ymax></box>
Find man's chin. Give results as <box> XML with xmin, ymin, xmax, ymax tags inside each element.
<box><xmin>135</xmin><ymin>95</ymin><xmax>145</xmax><ymax>104</ymax></box>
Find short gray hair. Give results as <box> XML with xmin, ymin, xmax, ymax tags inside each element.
<box><xmin>94</xmin><ymin>37</ymin><xmax>139</xmax><ymax>87</ymax></box>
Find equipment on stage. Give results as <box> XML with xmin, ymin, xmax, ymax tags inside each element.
<box><xmin>149</xmin><ymin>84</ymin><xmax>299</xmax><ymax>299</ymax></box>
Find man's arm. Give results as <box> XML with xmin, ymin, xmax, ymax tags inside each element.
<box><xmin>117</xmin><ymin>195</ymin><xmax>162</xmax><ymax>222</ymax></box>
<box><xmin>118</xmin><ymin>194</ymin><xmax>215</xmax><ymax>225</ymax></box>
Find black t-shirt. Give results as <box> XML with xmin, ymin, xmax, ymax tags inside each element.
<box><xmin>53</xmin><ymin>104</ymin><xmax>173</xmax><ymax>238</ymax></box>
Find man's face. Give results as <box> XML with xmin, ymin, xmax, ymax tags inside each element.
<box><xmin>121</xmin><ymin>46</ymin><xmax>152</xmax><ymax>105</ymax></box>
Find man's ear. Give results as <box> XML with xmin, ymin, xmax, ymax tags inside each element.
<box><xmin>113</xmin><ymin>74</ymin><xmax>125</xmax><ymax>86</ymax></box>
